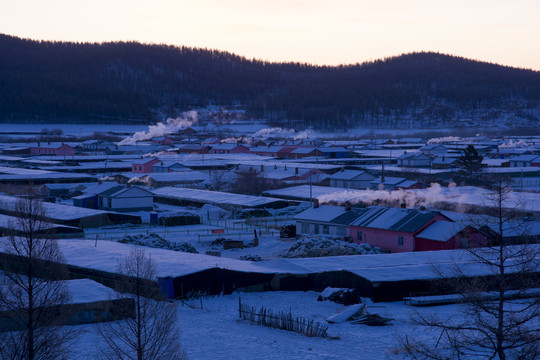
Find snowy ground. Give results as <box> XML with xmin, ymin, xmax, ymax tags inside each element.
<box><xmin>68</xmin><ymin>290</ymin><xmax>460</xmax><ymax>360</ymax></box>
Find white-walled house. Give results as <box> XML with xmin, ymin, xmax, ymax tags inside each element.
<box><xmin>294</xmin><ymin>204</ymin><xmax>365</xmax><ymax>238</ymax></box>
<box><xmin>98</xmin><ymin>185</ymin><xmax>154</xmax><ymax>212</ymax></box>
<box><xmin>419</xmin><ymin>144</ymin><xmax>448</xmax><ymax>155</ymax></box>
<box><xmin>396</xmin><ymin>152</ymin><xmax>432</xmax><ymax>167</ymax></box>
<box><xmin>328</xmin><ymin>170</ymin><xmax>376</xmax><ymax>189</ymax></box>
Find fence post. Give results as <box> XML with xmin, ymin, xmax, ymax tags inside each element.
<box><xmin>238</xmin><ymin>297</ymin><xmax>242</xmax><ymax>318</ymax></box>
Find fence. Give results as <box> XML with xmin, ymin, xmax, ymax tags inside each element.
<box><xmin>238</xmin><ymin>297</ymin><xmax>328</xmax><ymax>338</ymax></box>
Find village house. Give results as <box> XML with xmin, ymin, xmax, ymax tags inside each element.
<box><xmin>419</xmin><ymin>144</ymin><xmax>448</xmax><ymax>155</ymax></box>
<box><xmin>97</xmin><ymin>184</ymin><xmax>154</xmax><ymax>212</ymax></box>
<box><xmin>151</xmin><ymin>136</ymin><xmax>174</xmax><ymax>146</ymax></box>
<box><xmin>509</xmin><ymin>154</ymin><xmax>540</xmax><ymax>167</ymax></box>
<box><xmin>415</xmin><ymin>221</ymin><xmax>487</xmax><ymax>251</ymax></box>
<box><xmin>370</xmin><ymin>176</ymin><xmax>423</xmax><ymax>190</ymax></box>
<box><xmin>294</xmin><ymin>203</ymin><xmax>352</xmax><ymax>238</ymax></box>
<box><xmin>289</xmin><ymin>147</ymin><xmax>324</xmax><ymax>159</ymax></box>
<box><xmin>318</xmin><ymin>147</ymin><xmax>349</xmax><ymax>159</ymax></box>
<box><xmin>81</xmin><ymin>140</ymin><xmax>114</xmax><ymax>153</ymax></box>
<box><xmin>349</xmin><ymin>206</ymin><xmax>451</xmax><ymax>253</ymax></box>
<box><xmin>29</xmin><ymin>143</ymin><xmax>75</xmax><ymax>156</ymax></box>
<box><xmin>329</xmin><ymin>169</ymin><xmax>376</xmax><ymax>189</ymax></box>
<box><xmin>176</xmin><ymin>144</ymin><xmax>211</xmax><ymax>154</ymax></box>
<box><xmin>209</xmin><ymin>143</ymin><xmax>250</xmax><ymax>154</ymax></box>
<box><xmin>431</xmin><ymin>156</ymin><xmax>461</xmax><ymax>169</ymax></box>
<box><xmin>396</xmin><ymin>152</ymin><xmax>432</xmax><ymax>167</ymax></box>
<box><xmin>152</xmin><ymin>161</ymin><xmax>190</xmax><ymax>172</ymax></box>
<box><xmin>131</xmin><ymin>158</ymin><xmax>161</xmax><ymax>173</ymax></box>
<box><xmin>248</xmin><ymin>146</ymin><xmax>284</xmax><ymax>157</ymax></box>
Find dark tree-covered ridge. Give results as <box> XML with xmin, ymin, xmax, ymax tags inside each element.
<box><xmin>1</xmin><ymin>34</ymin><xmax>539</xmax><ymax>129</ymax></box>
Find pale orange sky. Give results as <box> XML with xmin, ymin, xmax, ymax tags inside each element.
<box><xmin>1</xmin><ymin>0</ymin><xmax>539</xmax><ymax>70</ymax></box>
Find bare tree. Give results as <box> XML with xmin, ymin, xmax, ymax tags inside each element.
<box><xmin>97</xmin><ymin>247</ymin><xmax>184</xmax><ymax>360</ymax></box>
<box><xmin>402</xmin><ymin>183</ymin><xmax>540</xmax><ymax>360</ymax></box>
<box><xmin>0</xmin><ymin>197</ymin><xmax>73</xmax><ymax>360</ymax></box>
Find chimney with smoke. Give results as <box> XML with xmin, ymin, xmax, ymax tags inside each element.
<box><xmin>313</xmin><ymin>199</ymin><xmax>320</xmax><ymax>208</ymax></box>
<box><xmin>401</xmin><ymin>203</ymin><xmax>406</xmax><ymax>209</ymax></box>
<box><xmin>345</xmin><ymin>201</ymin><xmax>351</xmax><ymax>211</ymax></box>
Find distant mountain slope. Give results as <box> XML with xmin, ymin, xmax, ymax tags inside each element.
<box><xmin>1</xmin><ymin>34</ymin><xmax>539</xmax><ymax>129</ymax></box>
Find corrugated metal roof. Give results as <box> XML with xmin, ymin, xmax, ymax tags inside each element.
<box><xmin>351</xmin><ymin>206</ymin><xmax>439</xmax><ymax>233</ymax></box>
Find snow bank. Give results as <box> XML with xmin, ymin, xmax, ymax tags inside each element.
<box><xmin>280</xmin><ymin>236</ymin><xmax>386</xmax><ymax>258</ymax></box>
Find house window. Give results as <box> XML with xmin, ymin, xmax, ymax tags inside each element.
<box><xmin>357</xmin><ymin>231</ymin><xmax>363</xmax><ymax>242</ymax></box>
<box><xmin>301</xmin><ymin>222</ymin><xmax>310</xmax><ymax>234</ymax></box>
<box><xmin>398</xmin><ymin>236</ymin><xmax>404</xmax><ymax>246</ymax></box>
<box><xmin>323</xmin><ymin>225</ymin><xmax>329</xmax><ymax>235</ymax></box>
<box><xmin>336</xmin><ymin>226</ymin><xmax>347</xmax><ymax>236</ymax></box>
<box><xmin>314</xmin><ymin>224</ymin><xmax>320</xmax><ymax>234</ymax></box>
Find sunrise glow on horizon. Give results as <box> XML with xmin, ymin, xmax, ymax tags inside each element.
<box><xmin>1</xmin><ymin>0</ymin><xmax>539</xmax><ymax>70</ymax></box>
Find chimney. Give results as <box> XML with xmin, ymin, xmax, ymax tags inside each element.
<box><xmin>295</xmin><ymin>168</ymin><xmax>298</xmax><ymax>175</ymax></box>
<box><xmin>98</xmin><ymin>180</ymin><xmax>102</xmax><ymax>185</ymax></box>
<box><xmin>126</xmin><ymin>183</ymin><xmax>131</xmax><ymax>188</ymax></box>
<box><xmin>313</xmin><ymin>199</ymin><xmax>319</xmax><ymax>208</ymax></box>
<box><xmin>419</xmin><ymin>205</ymin><xmax>426</xmax><ymax>211</ymax></box>
<box><xmin>260</xmin><ymin>164</ymin><xmax>264</xmax><ymax>172</ymax></box>
<box><xmin>401</xmin><ymin>203</ymin><xmax>406</xmax><ymax>209</ymax></box>
<box><xmin>345</xmin><ymin>201</ymin><xmax>351</xmax><ymax>211</ymax></box>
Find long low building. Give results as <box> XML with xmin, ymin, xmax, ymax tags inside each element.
<box><xmin>153</xmin><ymin>187</ymin><xmax>290</xmax><ymax>209</ymax></box>
<box><xmin>0</xmin><ymin>214</ymin><xmax>83</xmax><ymax>238</ymax></box>
<box><xmin>2</xmin><ymin>239</ymin><xmax>536</xmax><ymax>302</ymax></box>
<box><xmin>0</xmin><ymin>195</ymin><xmax>141</xmax><ymax>228</ymax></box>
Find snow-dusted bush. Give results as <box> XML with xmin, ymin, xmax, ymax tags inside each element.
<box><xmin>280</xmin><ymin>236</ymin><xmax>386</xmax><ymax>258</ymax></box>
<box><xmin>119</xmin><ymin>233</ymin><xmax>198</xmax><ymax>254</ymax></box>
<box><xmin>239</xmin><ymin>254</ymin><xmax>262</xmax><ymax>262</ymax></box>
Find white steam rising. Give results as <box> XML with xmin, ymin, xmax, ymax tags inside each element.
<box><xmin>293</xmin><ymin>129</ymin><xmax>316</xmax><ymax>141</ymax></box>
<box><xmin>253</xmin><ymin>127</ymin><xmax>295</xmax><ymax>138</ymax></box>
<box><xmin>427</xmin><ymin>136</ymin><xmax>461</xmax><ymax>144</ymax></box>
<box><xmin>119</xmin><ymin>111</ymin><xmax>198</xmax><ymax>145</ymax></box>
<box><xmin>318</xmin><ymin>182</ymin><xmax>463</xmax><ymax>209</ymax></box>
<box><xmin>499</xmin><ymin>140</ymin><xmax>530</xmax><ymax>149</ymax></box>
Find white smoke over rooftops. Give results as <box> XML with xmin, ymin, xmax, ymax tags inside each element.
<box><xmin>119</xmin><ymin>111</ymin><xmax>198</xmax><ymax>145</ymax></box>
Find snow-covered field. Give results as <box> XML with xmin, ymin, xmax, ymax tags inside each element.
<box><xmin>69</xmin><ymin>290</ymin><xmax>458</xmax><ymax>360</ymax></box>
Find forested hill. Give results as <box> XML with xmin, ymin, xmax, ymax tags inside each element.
<box><xmin>1</xmin><ymin>34</ymin><xmax>540</xmax><ymax>129</ymax></box>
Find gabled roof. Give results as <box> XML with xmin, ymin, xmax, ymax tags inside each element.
<box><xmin>509</xmin><ymin>155</ymin><xmax>539</xmax><ymax>162</ymax></box>
<box><xmin>397</xmin><ymin>152</ymin><xmax>430</xmax><ymax>160</ymax></box>
<box><xmin>371</xmin><ymin>176</ymin><xmax>406</xmax><ymax>185</ymax></box>
<box><xmin>350</xmin><ymin>206</ymin><xmax>440</xmax><ymax>233</ymax></box>
<box><xmin>100</xmin><ymin>185</ymin><xmax>154</xmax><ymax>198</ymax></box>
<box><xmin>318</xmin><ymin>147</ymin><xmax>348</xmax><ymax>153</ymax></box>
<box><xmin>290</xmin><ymin>147</ymin><xmax>319</xmax><ymax>154</ymax></box>
<box><xmin>420</xmin><ymin>144</ymin><xmax>447</xmax><ymax>150</ymax></box>
<box><xmin>330</xmin><ymin>208</ymin><xmax>366</xmax><ymax>225</ymax></box>
<box><xmin>293</xmin><ymin>205</ymin><xmax>347</xmax><ymax>223</ymax></box>
<box><xmin>132</xmin><ymin>158</ymin><xmax>159</xmax><ymax>165</ymax></box>
<box><xmin>415</xmin><ymin>221</ymin><xmax>468</xmax><ymax>242</ymax></box>
<box><xmin>81</xmin><ymin>182</ymin><xmax>122</xmax><ymax>195</ymax></box>
<box><xmin>329</xmin><ymin>170</ymin><xmax>375</xmax><ymax>181</ymax></box>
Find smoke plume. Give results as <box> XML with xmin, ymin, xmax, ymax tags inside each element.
<box><xmin>118</xmin><ymin>111</ymin><xmax>198</xmax><ymax>145</ymax></box>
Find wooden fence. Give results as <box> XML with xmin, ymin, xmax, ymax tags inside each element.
<box><xmin>238</xmin><ymin>297</ymin><xmax>328</xmax><ymax>338</ymax></box>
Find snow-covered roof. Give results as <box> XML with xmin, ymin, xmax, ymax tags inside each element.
<box><xmin>132</xmin><ymin>158</ymin><xmax>158</xmax><ymax>165</ymax></box>
<box><xmin>350</xmin><ymin>206</ymin><xmax>439</xmax><ymax>232</ymax></box>
<box><xmin>293</xmin><ymin>205</ymin><xmax>347</xmax><ymax>222</ymax></box>
<box><xmin>152</xmin><ymin>187</ymin><xmax>285</xmax><ymax>207</ymax></box>
<box><xmin>80</xmin><ymin>182</ymin><xmax>122</xmax><ymax>195</ymax></box>
<box><xmin>0</xmin><ymin>195</ymin><xmax>111</xmax><ymax>221</ymax></box>
<box><xmin>415</xmin><ymin>221</ymin><xmax>468</xmax><ymax>242</ymax></box>
<box><xmin>508</xmin><ymin>155</ymin><xmax>539</xmax><ymax>162</ymax></box>
<box><xmin>371</xmin><ymin>176</ymin><xmax>407</xmax><ymax>185</ymax></box>
<box><xmin>329</xmin><ymin>170</ymin><xmax>374</xmax><ymax>181</ymax></box>
<box><xmin>0</xmin><ymin>166</ymin><xmax>53</xmax><ymax>175</ymax></box>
